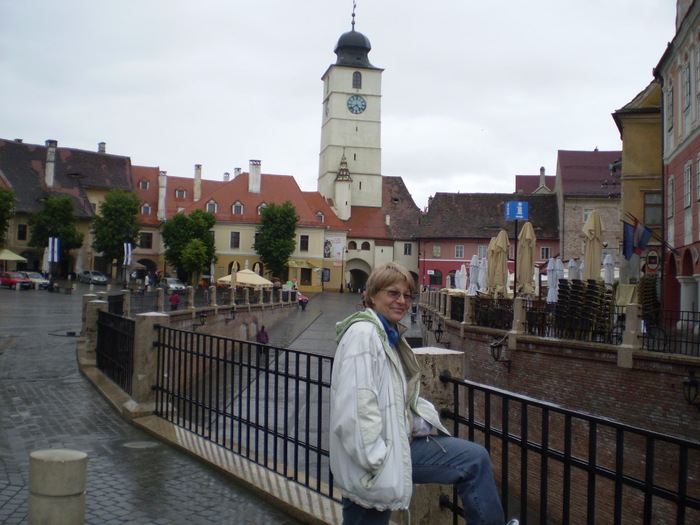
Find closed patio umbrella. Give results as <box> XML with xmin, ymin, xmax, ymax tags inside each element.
<box><xmin>458</xmin><ymin>264</ymin><xmax>468</xmax><ymax>291</ymax></box>
<box><xmin>516</xmin><ymin>221</ymin><xmax>536</xmax><ymax>296</ymax></box>
<box><xmin>467</xmin><ymin>256</ymin><xmax>479</xmax><ymax>296</ymax></box>
<box><xmin>567</xmin><ymin>258</ymin><xmax>579</xmax><ymax>280</ymax></box>
<box><xmin>491</xmin><ymin>229</ymin><xmax>510</xmax><ymax>296</ymax></box>
<box><xmin>486</xmin><ymin>237</ymin><xmax>497</xmax><ymax>294</ymax></box>
<box><xmin>582</xmin><ymin>209</ymin><xmax>604</xmax><ymax>281</ymax></box>
<box><xmin>546</xmin><ymin>258</ymin><xmax>564</xmax><ymax>303</ymax></box>
<box><xmin>603</xmin><ymin>253</ymin><xmax>615</xmax><ymax>285</ymax></box>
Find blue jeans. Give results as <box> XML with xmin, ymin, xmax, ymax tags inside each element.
<box><xmin>342</xmin><ymin>436</ymin><xmax>505</xmax><ymax>525</ymax></box>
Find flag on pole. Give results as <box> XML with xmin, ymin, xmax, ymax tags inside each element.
<box><xmin>48</xmin><ymin>237</ymin><xmax>60</xmax><ymax>263</ymax></box>
<box><xmin>123</xmin><ymin>242</ymin><xmax>132</xmax><ymax>266</ymax></box>
<box><xmin>623</xmin><ymin>220</ymin><xmax>652</xmax><ymax>260</ymax></box>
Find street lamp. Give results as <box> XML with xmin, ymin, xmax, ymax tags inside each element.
<box><xmin>682</xmin><ymin>370</ymin><xmax>700</xmax><ymax>409</ymax></box>
<box><xmin>489</xmin><ymin>337</ymin><xmax>511</xmax><ymax>372</ymax></box>
<box><xmin>193</xmin><ymin>311</ymin><xmax>208</xmax><ymax>331</ymax></box>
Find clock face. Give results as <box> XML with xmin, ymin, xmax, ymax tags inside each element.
<box><xmin>347</xmin><ymin>95</ymin><xmax>366</xmax><ymax>114</ymax></box>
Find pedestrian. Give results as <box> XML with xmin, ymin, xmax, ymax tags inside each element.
<box><xmin>330</xmin><ymin>262</ymin><xmax>516</xmax><ymax>525</ymax></box>
<box><xmin>256</xmin><ymin>325</ymin><xmax>269</xmax><ymax>344</ymax></box>
<box><xmin>169</xmin><ymin>291</ymin><xmax>180</xmax><ymax>311</ymax></box>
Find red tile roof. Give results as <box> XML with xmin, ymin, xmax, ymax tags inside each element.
<box><xmin>557</xmin><ymin>149</ymin><xmax>621</xmax><ymax>196</ymax></box>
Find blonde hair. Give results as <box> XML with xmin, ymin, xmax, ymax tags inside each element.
<box><xmin>365</xmin><ymin>262</ymin><xmax>414</xmax><ymax>308</ymax></box>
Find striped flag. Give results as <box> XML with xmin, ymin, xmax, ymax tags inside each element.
<box><xmin>123</xmin><ymin>242</ymin><xmax>132</xmax><ymax>266</ymax></box>
<box><xmin>48</xmin><ymin>237</ymin><xmax>60</xmax><ymax>263</ymax></box>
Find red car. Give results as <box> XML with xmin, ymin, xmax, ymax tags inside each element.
<box><xmin>0</xmin><ymin>271</ymin><xmax>33</xmax><ymax>290</ymax></box>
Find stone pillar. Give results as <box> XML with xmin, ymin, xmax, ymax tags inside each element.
<box><xmin>464</xmin><ymin>296</ymin><xmax>474</xmax><ymax>325</ymax></box>
<box><xmin>120</xmin><ymin>289</ymin><xmax>131</xmax><ymax>317</ymax></box>
<box><xmin>81</xmin><ymin>294</ymin><xmax>98</xmax><ymax>335</ymax></box>
<box><xmin>619</xmin><ymin>303</ymin><xmax>642</xmax><ymax>368</ymax></box>
<box><xmin>28</xmin><ymin>449</ymin><xmax>87</xmax><ymax>525</ymax></box>
<box><xmin>185</xmin><ymin>286</ymin><xmax>194</xmax><ymax>309</ymax></box>
<box><xmin>84</xmin><ymin>300</ymin><xmax>108</xmax><ymax>359</ymax></box>
<box><xmin>156</xmin><ymin>287</ymin><xmax>165</xmax><ymax>312</ymax></box>
<box><xmin>124</xmin><ymin>312</ymin><xmax>170</xmax><ymax>418</ymax></box>
<box><xmin>677</xmin><ymin>275</ymin><xmax>696</xmax><ymax>312</ymax></box>
<box><xmin>209</xmin><ymin>285</ymin><xmax>217</xmax><ymax>307</ymax></box>
<box><xmin>245</xmin><ymin>287</ymin><xmax>250</xmax><ymax>305</ymax></box>
<box><xmin>396</xmin><ymin>347</ymin><xmax>464</xmax><ymax>525</ymax></box>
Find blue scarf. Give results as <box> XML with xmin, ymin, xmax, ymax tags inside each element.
<box><xmin>377</xmin><ymin>313</ymin><xmax>399</xmax><ymax>347</ymax></box>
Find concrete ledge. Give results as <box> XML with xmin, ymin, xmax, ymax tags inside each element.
<box><xmin>132</xmin><ymin>415</ymin><xmax>343</xmax><ymax>525</ymax></box>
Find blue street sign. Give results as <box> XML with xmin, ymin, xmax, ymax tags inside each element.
<box><xmin>505</xmin><ymin>201</ymin><xmax>528</xmax><ymax>220</ymax></box>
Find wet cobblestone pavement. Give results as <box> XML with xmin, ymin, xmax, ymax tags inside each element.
<box><xmin>0</xmin><ymin>283</ymin><xmax>305</xmax><ymax>524</ymax></box>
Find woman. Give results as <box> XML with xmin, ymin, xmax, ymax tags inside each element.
<box><xmin>330</xmin><ymin>262</ymin><xmax>513</xmax><ymax>525</ymax></box>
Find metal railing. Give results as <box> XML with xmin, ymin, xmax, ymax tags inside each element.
<box><xmin>472</xmin><ymin>296</ymin><xmax>514</xmax><ymax>329</ymax></box>
<box><xmin>439</xmin><ymin>372</ymin><xmax>700</xmax><ymax>525</ymax></box>
<box><xmin>641</xmin><ymin>310</ymin><xmax>700</xmax><ymax>356</ymax></box>
<box><xmin>152</xmin><ymin>327</ymin><xmax>337</xmax><ymax>500</ymax></box>
<box><xmin>129</xmin><ymin>289</ymin><xmax>158</xmax><ymax>315</ymax></box>
<box><xmin>96</xmin><ymin>310</ymin><xmax>135</xmax><ymax>395</ymax></box>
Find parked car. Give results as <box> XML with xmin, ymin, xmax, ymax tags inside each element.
<box><xmin>160</xmin><ymin>277</ymin><xmax>186</xmax><ymax>293</ymax></box>
<box><xmin>20</xmin><ymin>271</ymin><xmax>50</xmax><ymax>289</ymax></box>
<box><xmin>78</xmin><ymin>270</ymin><xmax>108</xmax><ymax>285</ymax></box>
<box><xmin>0</xmin><ymin>271</ymin><xmax>33</xmax><ymax>290</ymax></box>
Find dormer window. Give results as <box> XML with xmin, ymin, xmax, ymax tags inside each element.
<box><xmin>232</xmin><ymin>202</ymin><xmax>243</xmax><ymax>215</ymax></box>
<box><xmin>206</xmin><ymin>200</ymin><xmax>217</xmax><ymax>213</ymax></box>
<box><xmin>175</xmin><ymin>188</ymin><xmax>186</xmax><ymax>199</ymax></box>
<box><xmin>257</xmin><ymin>203</ymin><xmax>267</xmax><ymax>215</ymax></box>
<box><xmin>139</xmin><ymin>180</ymin><xmax>149</xmax><ymax>190</ymax></box>
<box><xmin>141</xmin><ymin>203</ymin><xmax>151</xmax><ymax>215</ymax></box>
<box><xmin>316</xmin><ymin>211</ymin><xmax>324</xmax><ymax>222</ymax></box>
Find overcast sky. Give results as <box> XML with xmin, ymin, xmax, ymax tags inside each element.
<box><xmin>0</xmin><ymin>1</ymin><xmax>678</xmax><ymax>210</ymax></box>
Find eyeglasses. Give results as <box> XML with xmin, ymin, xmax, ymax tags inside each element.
<box><xmin>379</xmin><ymin>289</ymin><xmax>413</xmax><ymax>303</ymax></box>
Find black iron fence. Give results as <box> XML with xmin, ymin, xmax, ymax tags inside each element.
<box><xmin>472</xmin><ymin>296</ymin><xmax>514</xmax><ymax>330</ymax></box>
<box><xmin>640</xmin><ymin>309</ymin><xmax>700</xmax><ymax>356</ymax></box>
<box><xmin>152</xmin><ymin>327</ymin><xmax>337</xmax><ymax>500</ymax></box>
<box><xmin>130</xmin><ymin>289</ymin><xmax>158</xmax><ymax>315</ymax></box>
<box><xmin>96</xmin><ymin>310</ymin><xmax>135</xmax><ymax>395</ymax></box>
<box><xmin>439</xmin><ymin>372</ymin><xmax>700</xmax><ymax>525</ymax></box>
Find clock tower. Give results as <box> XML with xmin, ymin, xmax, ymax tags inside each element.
<box><xmin>318</xmin><ymin>18</ymin><xmax>383</xmax><ymax>219</ymax></box>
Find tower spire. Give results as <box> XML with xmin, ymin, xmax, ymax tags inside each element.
<box><xmin>351</xmin><ymin>1</ymin><xmax>356</xmax><ymax>30</ymax></box>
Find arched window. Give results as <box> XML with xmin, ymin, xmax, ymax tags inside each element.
<box><xmin>348</xmin><ymin>241</ymin><xmax>357</xmax><ymax>250</ymax></box>
<box><xmin>352</xmin><ymin>71</ymin><xmax>362</xmax><ymax>89</ymax></box>
<box><xmin>206</xmin><ymin>200</ymin><xmax>217</xmax><ymax>213</ymax></box>
<box><xmin>141</xmin><ymin>203</ymin><xmax>151</xmax><ymax>215</ymax></box>
<box><xmin>232</xmin><ymin>202</ymin><xmax>243</xmax><ymax>215</ymax></box>
<box><xmin>175</xmin><ymin>188</ymin><xmax>186</xmax><ymax>199</ymax></box>
<box><xmin>361</xmin><ymin>241</ymin><xmax>371</xmax><ymax>250</ymax></box>
<box><xmin>316</xmin><ymin>211</ymin><xmax>324</xmax><ymax>222</ymax></box>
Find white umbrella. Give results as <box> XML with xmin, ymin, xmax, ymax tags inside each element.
<box><xmin>603</xmin><ymin>253</ymin><xmax>615</xmax><ymax>285</ymax></box>
<box><xmin>567</xmin><ymin>258</ymin><xmax>579</xmax><ymax>280</ymax></box>
<box><xmin>458</xmin><ymin>264</ymin><xmax>468</xmax><ymax>291</ymax></box>
<box><xmin>75</xmin><ymin>249</ymin><xmax>84</xmax><ymax>275</ymax></box>
<box><xmin>467</xmin><ymin>257</ymin><xmax>479</xmax><ymax>295</ymax></box>
<box><xmin>478</xmin><ymin>257</ymin><xmax>488</xmax><ymax>292</ymax></box>
<box><xmin>41</xmin><ymin>249</ymin><xmax>50</xmax><ymax>274</ymax></box>
<box><xmin>445</xmin><ymin>274</ymin><xmax>452</xmax><ymax>289</ymax></box>
<box><xmin>546</xmin><ymin>258</ymin><xmax>564</xmax><ymax>303</ymax></box>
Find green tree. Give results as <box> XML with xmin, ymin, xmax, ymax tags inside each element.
<box><xmin>0</xmin><ymin>187</ymin><xmax>15</xmax><ymax>248</ymax></box>
<box><xmin>90</xmin><ymin>189</ymin><xmax>142</xmax><ymax>272</ymax></box>
<box><xmin>160</xmin><ymin>209</ymin><xmax>216</xmax><ymax>282</ymax></box>
<box><xmin>28</xmin><ymin>195</ymin><xmax>84</xmax><ymax>258</ymax></box>
<box><xmin>254</xmin><ymin>201</ymin><xmax>299</xmax><ymax>279</ymax></box>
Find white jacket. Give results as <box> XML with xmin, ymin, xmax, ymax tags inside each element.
<box><xmin>329</xmin><ymin>309</ymin><xmax>448</xmax><ymax>511</ymax></box>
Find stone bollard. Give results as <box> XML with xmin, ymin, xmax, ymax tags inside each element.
<box><xmin>28</xmin><ymin>449</ymin><xmax>87</xmax><ymax>525</ymax></box>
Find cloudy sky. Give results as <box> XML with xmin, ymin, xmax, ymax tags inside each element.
<box><xmin>1</xmin><ymin>1</ymin><xmax>678</xmax><ymax>210</ymax></box>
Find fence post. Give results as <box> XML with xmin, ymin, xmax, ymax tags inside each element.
<box><xmin>120</xmin><ymin>289</ymin><xmax>131</xmax><ymax>317</ymax></box>
<box><xmin>123</xmin><ymin>312</ymin><xmax>170</xmax><ymax>418</ymax></box>
<box><xmin>618</xmin><ymin>303</ymin><xmax>642</xmax><ymax>368</ymax></box>
<box><xmin>208</xmin><ymin>285</ymin><xmax>217</xmax><ymax>306</ymax></box>
<box><xmin>185</xmin><ymin>286</ymin><xmax>194</xmax><ymax>309</ymax></box>
<box><xmin>84</xmin><ymin>300</ymin><xmax>108</xmax><ymax>359</ymax></box>
<box><xmin>400</xmin><ymin>347</ymin><xmax>464</xmax><ymax>524</ymax></box>
<box><xmin>81</xmin><ymin>294</ymin><xmax>98</xmax><ymax>336</ymax></box>
<box><xmin>29</xmin><ymin>449</ymin><xmax>87</xmax><ymax>525</ymax></box>
<box><xmin>463</xmin><ymin>295</ymin><xmax>474</xmax><ymax>325</ymax></box>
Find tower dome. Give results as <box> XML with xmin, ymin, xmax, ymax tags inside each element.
<box><xmin>334</xmin><ymin>29</ymin><xmax>374</xmax><ymax>68</ymax></box>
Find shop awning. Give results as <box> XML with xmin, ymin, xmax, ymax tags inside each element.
<box><xmin>287</xmin><ymin>259</ymin><xmax>316</xmax><ymax>269</ymax></box>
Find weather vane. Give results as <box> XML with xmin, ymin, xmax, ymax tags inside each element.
<box><xmin>352</xmin><ymin>1</ymin><xmax>356</xmax><ymax>30</ymax></box>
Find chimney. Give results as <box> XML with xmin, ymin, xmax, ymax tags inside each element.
<box><xmin>194</xmin><ymin>164</ymin><xmax>202</xmax><ymax>202</ymax></box>
<box><xmin>45</xmin><ymin>139</ymin><xmax>57</xmax><ymax>188</ymax></box>
<box><xmin>158</xmin><ymin>171</ymin><xmax>167</xmax><ymax>221</ymax></box>
<box><xmin>98</xmin><ymin>142</ymin><xmax>106</xmax><ymax>154</ymax></box>
<box><xmin>233</xmin><ymin>167</ymin><xmax>242</xmax><ymax>178</ymax></box>
<box><xmin>249</xmin><ymin>160</ymin><xmax>261</xmax><ymax>194</ymax></box>
<box><xmin>223</xmin><ymin>172</ymin><xmax>230</xmax><ymax>182</ymax></box>
<box><xmin>539</xmin><ymin>166</ymin><xmax>546</xmax><ymax>188</ymax></box>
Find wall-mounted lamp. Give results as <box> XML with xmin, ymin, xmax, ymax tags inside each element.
<box><xmin>489</xmin><ymin>338</ymin><xmax>511</xmax><ymax>372</ymax></box>
<box><xmin>193</xmin><ymin>312</ymin><xmax>208</xmax><ymax>331</ymax></box>
<box><xmin>434</xmin><ymin>321</ymin><xmax>444</xmax><ymax>343</ymax></box>
<box><xmin>425</xmin><ymin>315</ymin><xmax>433</xmax><ymax>332</ymax></box>
<box><xmin>421</xmin><ymin>311</ymin><xmax>428</xmax><ymax>324</ymax></box>
<box><xmin>682</xmin><ymin>370</ymin><xmax>700</xmax><ymax>409</ymax></box>
<box><xmin>225</xmin><ymin>306</ymin><xmax>237</xmax><ymax>324</ymax></box>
